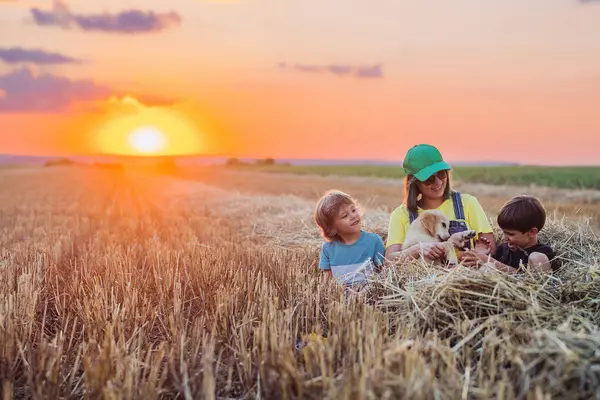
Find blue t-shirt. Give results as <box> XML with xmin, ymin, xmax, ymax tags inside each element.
<box><xmin>318</xmin><ymin>231</ymin><xmax>385</xmax><ymax>287</ymax></box>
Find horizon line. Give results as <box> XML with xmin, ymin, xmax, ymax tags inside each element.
<box><xmin>3</xmin><ymin>152</ymin><xmax>600</xmax><ymax>167</ymax></box>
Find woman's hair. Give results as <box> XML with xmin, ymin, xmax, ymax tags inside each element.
<box><xmin>403</xmin><ymin>171</ymin><xmax>452</xmax><ymax>214</ymax></box>
<box><xmin>314</xmin><ymin>189</ymin><xmax>360</xmax><ymax>242</ymax></box>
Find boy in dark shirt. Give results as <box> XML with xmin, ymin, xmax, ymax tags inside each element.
<box><xmin>462</xmin><ymin>195</ymin><xmax>558</xmax><ymax>273</ymax></box>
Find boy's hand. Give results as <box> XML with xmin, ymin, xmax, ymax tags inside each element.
<box><xmin>461</xmin><ymin>250</ymin><xmax>490</xmax><ymax>268</ymax></box>
<box><xmin>474</xmin><ymin>237</ymin><xmax>493</xmax><ymax>255</ymax></box>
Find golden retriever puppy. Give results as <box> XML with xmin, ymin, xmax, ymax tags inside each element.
<box><xmin>402</xmin><ymin>210</ymin><xmax>476</xmax><ymax>265</ymax></box>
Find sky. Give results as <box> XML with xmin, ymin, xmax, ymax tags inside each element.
<box><xmin>0</xmin><ymin>0</ymin><xmax>599</xmax><ymax>165</ymax></box>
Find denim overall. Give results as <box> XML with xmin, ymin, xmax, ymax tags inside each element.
<box><xmin>408</xmin><ymin>191</ymin><xmax>472</xmax><ymax>249</ymax></box>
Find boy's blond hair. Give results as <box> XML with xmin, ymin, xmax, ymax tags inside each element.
<box><xmin>314</xmin><ymin>190</ymin><xmax>360</xmax><ymax>242</ymax></box>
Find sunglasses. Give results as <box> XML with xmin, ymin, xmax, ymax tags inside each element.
<box><xmin>421</xmin><ymin>170</ymin><xmax>448</xmax><ymax>185</ymax></box>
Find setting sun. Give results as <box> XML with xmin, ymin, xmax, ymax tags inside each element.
<box><xmin>128</xmin><ymin>126</ymin><xmax>168</xmax><ymax>154</ymax></box>
<box><xmin>91</xmin><ymin>97</ymin><xmax>206</xmax><ymax>156</ymax></box>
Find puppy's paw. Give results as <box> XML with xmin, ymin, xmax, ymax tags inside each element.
<box><xmin>449</xmin><ymin>230</ymin><xmax>477</xmax><ymax>249</ymax></box>
<box><xmin>462</xmin><ymin>230</ymin><xmax>477</xmax><ymax>239</ymax></box>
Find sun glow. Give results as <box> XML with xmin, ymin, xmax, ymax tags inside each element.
<box><xmin>128</xmin><ymin>126</ymin><xmax>168</xmax><ymax>154</ymax></box>
<box><xmin>93</xmin><ymin>97</ymin><xmax>205</xmax><ymax>156</ymax></box>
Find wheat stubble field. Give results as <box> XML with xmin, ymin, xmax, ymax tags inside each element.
<box><xmin>1</xmin><ymin>165</ymin><xmax>600</xmax><ymax>399</ymax></box>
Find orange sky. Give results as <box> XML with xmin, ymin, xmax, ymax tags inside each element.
<box><xmin>1</xmin><ymin>0</ymin><xmax>599</xmax><ymax>165</ymax></box>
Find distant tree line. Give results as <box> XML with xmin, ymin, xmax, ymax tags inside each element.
<box><xmin>43</xmin><ymin>157</ymin><xmax>123</xmax><ymax>171</ymax></box>
<box><xmin>43</xmin><ymin>158</ymin><xmax>77</xmax><ymax>167</ymax></box>
<box><xmin>225</xmin><ymin>157</ymin><xmax>282</xmax><ymax>166</ymax></box>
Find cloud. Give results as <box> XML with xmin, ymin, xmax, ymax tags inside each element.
<box><xmin>278</xmin><ymin>62</ymin><xmax>384</xmax><ymax>79</ymax></box>
<box><xmin>30</xmin><ymin>0</ymin><xmax>182</xmax><ymax>33</ymax></box>
<box><xmin>30</xmin><ymin>0</ymin><xmax>70</xmax><ymax>26</ymax></box>
<box><xmin>0</xmin><ymin>47</ymin><xmax>80</xmax><ymax>64</ymax></box>
<box><xmin>0</xmin><ymin>67</ymin><xmax>180</xmax><ymax>113</ymax></box>
<box><xmin>103</xmin><ymin>95</ymin><xmax>175</xmax><ymax>116</ymax></box>
<box><xmin>355</xmin><ymin>65</ymin><xmax>383</xmax><ymax>79</ymax></box>
<box><xmin>130</xmin><ymin>93</ymin><xmax>179</xmax><ymax>107</ymax></box>
<box><xmin>0</xmin><ymin>67</ymin><xmax>110</xmax><ymax>112</ymax></box>
<box><xmin>0</xmin><ymin>0</ymin><xmax>43</xmax><ymax>4</ymax></box>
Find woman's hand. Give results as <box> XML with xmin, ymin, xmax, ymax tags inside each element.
<box><xmin>385</xmin><ymin>242</ymin><xmax>446</xmax><ymax>262</ymax></box>
<box><xmin>417</xmin><ymin>242</ymin><xmax>447</xmax><ymax>261</ymax></box>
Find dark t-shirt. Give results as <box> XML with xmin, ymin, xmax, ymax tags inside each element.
<box><xmin>493</xmin><ymin>242</ymin><xmax>559</xmax><ymax>271</ymax></box>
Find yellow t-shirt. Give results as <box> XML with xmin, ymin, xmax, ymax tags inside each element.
<box><xmin>386</xmin><ymin>192</ymin><xmax>493</xmax><ymax>248</ymax></box>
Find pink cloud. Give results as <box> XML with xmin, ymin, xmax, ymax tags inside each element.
<box><xmin>278</xmin><ymin>62</ymin><xmax>384</xmax><ymax>79</ymax></box>
<box><xmin>0</xmin><ymin>47</ymin><xmax>80</xmax><ymax>64</ymax></box>
<box><xmin>30</xmin><ymin>0</ymin><xmax>181</xmax><ymax>33</ymax></box>
<box><xmin>0</xmin><ymin>67</ymin><xmax>180</xmax><ymax>113</ymax></box>
<box><xmin>0</xmin><ymin>67</ymin><xmax>109</xmax><ymax>112</ymax></box>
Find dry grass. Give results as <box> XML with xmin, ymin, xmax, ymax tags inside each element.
<box><xmin>1</xmin><ymin>167</ymin><xmax>600</xmax><ymax>399</ymax></box>
<box><xmin>174</xmin><ymin>167</ymin><xmax>600</xmax><ymax>227</ymax></box>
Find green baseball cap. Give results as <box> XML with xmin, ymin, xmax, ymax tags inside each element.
<box><xmin>403</xmin><ymin>144</ymin><xmax>451</xmax><ymax>181</ymax></box>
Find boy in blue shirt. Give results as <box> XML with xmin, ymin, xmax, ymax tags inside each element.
<box><xmin>314</xmin><ymin>190</ymin><xmax>386</xmax><ymax>288</ymax></box>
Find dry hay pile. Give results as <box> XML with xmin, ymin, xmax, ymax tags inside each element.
<box><xmin>203</xmin><ymin>189</ymin><xmax>600</xmax><ymax>398</ymax></box>
<box><xmin>186</xmin><ymin>186</ymin><xmax>600</xmax><ymax>398</ymax></box>
<box><xmin>362</xmin><ymin>216</ymin><xmax>600</xmax><ymax>399</ymax></box>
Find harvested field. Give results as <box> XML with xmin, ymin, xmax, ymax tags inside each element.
<box><xmin>175</xmin><ymin>167</ymin><xmax>600</xmax><ymax>228</ymax></box>
<box><xmin>1</xmin><ymin>166</ymin><xmax>599</xmax><ymax>399</ymax></box>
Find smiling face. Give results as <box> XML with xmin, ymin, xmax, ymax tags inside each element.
<box><xmin>502</xmin><ymin>228</ymin><xmax>537</xmax><ymax>250</ymax></box>
<box><xmin>496</xmin><ymin>195</ymin><xmax>546</xmax><ymax>250</ymax></box>
<box><xmin>314</xmin><ymin>190</ymin><xmax>363</xmax><ymax>242</ymax></box>
<box><xmin>332</xmin><ymin>202</ymin><xmax>362</xmax><ymax>237</ymax></box>
<box><xmin>416</xmin><ymin>170</ymin><xmax>448</xmax><ymax>200</ymax></box>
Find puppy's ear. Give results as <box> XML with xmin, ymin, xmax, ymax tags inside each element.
<box><xmin>420</xmin><ymin>212</ymin><xmax>437</xmax><ymax>237</ymax></box>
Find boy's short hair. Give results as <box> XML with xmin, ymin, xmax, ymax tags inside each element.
<box><xmin>314</xmin><ymin>190</ymin><xmax>359</xmax><ymax>241</ymax></box>
<box><xmin>497</xmin><ymin>195</ymin><xmax>546</xmax><ymax>233</ymax></box>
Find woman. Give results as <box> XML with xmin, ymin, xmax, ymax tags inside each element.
<box><xmin>385</xmin><ymin>144</ymin><xmax>496</xmax><ymax>263</ymax></box>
